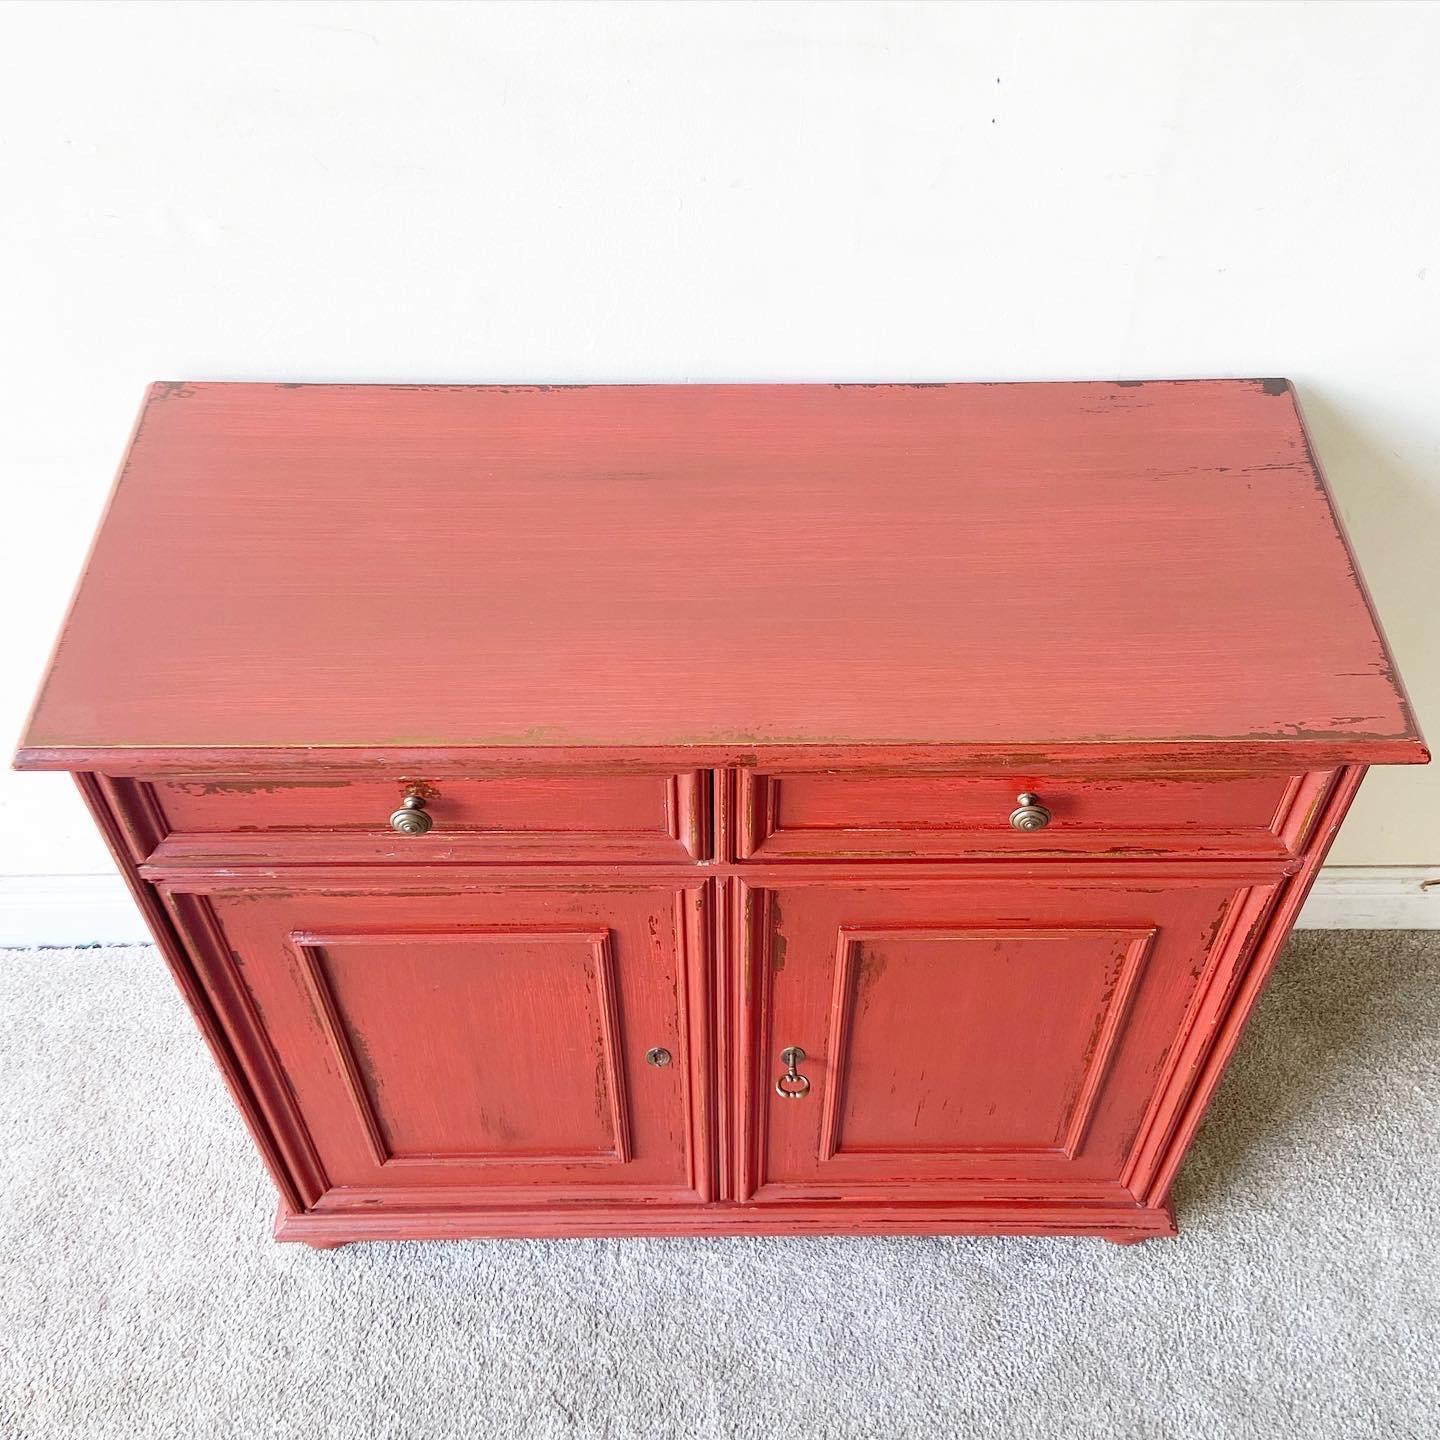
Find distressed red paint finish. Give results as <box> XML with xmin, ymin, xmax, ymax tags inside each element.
<box><xmin>16</xmin><ymin>380</ymin><xmax>1426</xmax><ymax>767</ymax></box>
<box><xmin>15</xmin><ymin>381</ymin><xmax>1426</xmax><ymax>1246</ymax></box>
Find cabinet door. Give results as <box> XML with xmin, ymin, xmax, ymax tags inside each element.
<box><xmin>165</xmin><ymin>878</ymin><xmax>711</xmax><ymax>1209</ymax></box>
<box><xmin>737</xmin><ymin>873</ymin><xmax>1277</xmax><ymax>1206</ymax></box>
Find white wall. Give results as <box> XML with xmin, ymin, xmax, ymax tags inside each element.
<box><xmin>1</xmin><ymin>0</ymin><xmax>1437</xmax><ymax>910</ymax></box>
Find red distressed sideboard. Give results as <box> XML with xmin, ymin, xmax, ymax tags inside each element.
<box><xmin>15</xmin><ymin>380</ymin><xmax>1426</xmax><ymax>1246</ymax></box>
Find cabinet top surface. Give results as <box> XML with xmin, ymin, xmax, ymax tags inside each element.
<box><xmin>17</xmin><ymin>380</ymin><xmax>1425</xmax><ymax>767</ymax></box>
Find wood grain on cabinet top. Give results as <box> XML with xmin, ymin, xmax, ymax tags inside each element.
<box><xmin>16</xmin><ymin>380</ymin><xmax>1426</xmax><ymax>768</ymax></box>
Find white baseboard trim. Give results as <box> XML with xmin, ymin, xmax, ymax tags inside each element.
<box><xmin>1293</xmin><ymin>866</ymin><xmax>1440</xmax><ymax>929</ymax></box>
<box><xmin>0</xmin><ymin>867</ymin><xmax>1437</xmax><ymax>947</ymax></box>
<box><xmin>0</xmin><ymin>874</ymin><xmax>153</xmax><ymax>947</ymax></box>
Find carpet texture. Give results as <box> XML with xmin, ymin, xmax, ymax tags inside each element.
<box><xmin>1</xmin><ymin>933</ymin><xmax>1436</xmax><ymax>1439</ymax></box>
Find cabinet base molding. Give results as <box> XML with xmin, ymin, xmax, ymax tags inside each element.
<box><xmin>272</xmin><ymin>1199</ymin><xmax>1178</xmax><ymax>1247</ymax></box>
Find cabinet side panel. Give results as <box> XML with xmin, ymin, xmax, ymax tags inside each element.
<box><xmin>1140</xmin><ymin>764</ymin><xmax>1369</xmax><ymax>1208</ymax></box>
<box><xmin>72</xmin><ymin>772</ymin><xmax>322</xmax><ymax>1211</ymax></box>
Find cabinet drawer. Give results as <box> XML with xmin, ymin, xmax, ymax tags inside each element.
<box><xmin>130</xmin><ymin>770</ymin><xmax>707</xmax><ymax>864</ymax></box>
<box><xmin>738</xmin><ymin>770</ymin><xmax>1334</xmax><ymax>860</ymax></box>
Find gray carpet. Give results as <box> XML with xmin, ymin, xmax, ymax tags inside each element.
<box><xmin>1</xmin><ymin>933</ymin><xmax>1436</xmax><ymax>1439</ymax></box>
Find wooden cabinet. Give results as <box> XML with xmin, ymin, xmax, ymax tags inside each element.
<box><xmin>17</xmin><ymin>380</ymin><xmax>1426</xmax><ymax>1246</ymax></box>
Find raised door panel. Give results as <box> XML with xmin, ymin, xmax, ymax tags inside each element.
<box><xmin>738</xmin><ymin>873</ymin><xmax>1278</xmax><ymax>1205</ymax></box>
<box><xmin>817</xmin><ymin>926</ymin><xmax>1152</xmax><ymax>1161</ymax></box>
<box><xmin>291</xmin><ymin>929</ymin><xmax>633</xmax><ymax>1168</ymax></box>
<box><xmin>163</xmin><ymin>878</ymin><xmax>711</xmax><ymax>1209</ymax></box>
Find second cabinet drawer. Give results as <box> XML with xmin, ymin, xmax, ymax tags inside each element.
<box><xmin>738</xmin><ymin>769</ymin><xmax>1334</xmax><ymax>860</ymax></box>
<box><xmin>137</xmin><ymin>770</ymin><xmax>708</xmax><ymax>864</ymax></box>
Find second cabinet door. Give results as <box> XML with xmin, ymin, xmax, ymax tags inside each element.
<box><xmin>164</xmin><ymin>877</ymin><xmax>711</xmax><ymax>1211</ymax></box>
<box><xmin>737</xmin><ymin>873</ymin><xmax>1278</xmax><ymax>1206</ymax></box>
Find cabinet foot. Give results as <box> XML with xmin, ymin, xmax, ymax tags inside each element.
<box><xmin>273</xmin><ymin>1200</ymin><xmax>348</xmax><ymax>1248</ymax></box>
<box><xmin>1106</xmin><ymin>1206</ymin><xmax>1177</xmax><ymax>1245</ymax></box>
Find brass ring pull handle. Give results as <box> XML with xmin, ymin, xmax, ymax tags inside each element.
<box><xmin>775</xmin><ymin>1046</ymin><xmax>811</xmax><ymax>1100</ymax></box>
<box><xmin>1009</xmin><ymin>792</ymin><xmax>1052</xmax><ymax>832</ymax></box>
<box><xmin>389</xmin><ymin>786</ymin><xmax>435</xmax><ymax>836</ymax></box>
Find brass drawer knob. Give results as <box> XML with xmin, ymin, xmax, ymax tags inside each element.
<box><xmin>389</xmin><ymin>787</ymin><xmax>434</xmax><ymax>836</ymax></box>
<box><xmin>1009</xmin><ymin>792</ymin><xmax>1052</xmax><ymax>832</ymax></box>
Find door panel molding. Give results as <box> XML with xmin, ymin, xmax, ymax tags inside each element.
<box><xmin>291</xmin><ymin>928</ymin><xmax>632</xmax><ymax>1168</ymax></box>
<box><xmin>817</xmin><ymin>926</ymin><xmax>1156</xmax><ymax>1164</ymax></box>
